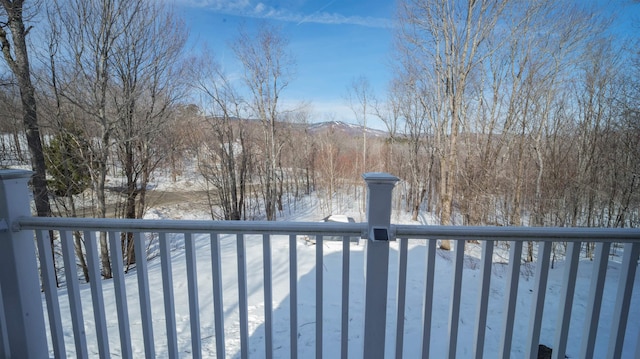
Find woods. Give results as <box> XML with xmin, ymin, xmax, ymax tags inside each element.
<box><xmin>0</xmin><ymin>0</ymin><xmax>638</xmax><ymax>280</ymax></box>
<box><xmin>390</xmin><ymin>0</ymin><xmax>639</xmax><ymax>229</ymax></box>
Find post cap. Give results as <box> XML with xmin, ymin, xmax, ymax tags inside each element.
<box><xmin>362</xmin><ymin>172</ymin><xmax>399</xmax><ymax>184</ymax></box>
<box><xmin>0</xmin><ymin>169</ymin><xmax>33</xmax><ymax>180</ymax></box>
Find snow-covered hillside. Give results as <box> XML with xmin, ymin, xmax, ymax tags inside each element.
<box><xmin>307</xmin><ymin>120</ymin><xmax>389</xmax><ymax>138</ymax></box>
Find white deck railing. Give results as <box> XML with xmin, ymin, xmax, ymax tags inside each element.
<box><xmin>1</xmin><ymin>170</ymin><xmax>639</xmax><ymax>359</ymax></box>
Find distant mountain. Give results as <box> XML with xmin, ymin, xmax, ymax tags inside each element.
<box><xmin>307</xmin><ymin>120</ymin><xmax>389</xmax><ymax>138</ymax></box>
<box><xmin>209</xmin><ymin>117</ymin><xmax>390</xmax><ymax>139</ymax></box>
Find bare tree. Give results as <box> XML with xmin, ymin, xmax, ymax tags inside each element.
<box><xmin>346</xmin><ymin>75</ymin><xmax>373</xmax><ymax>172</ymax></box>
<box><xmin>112</xmin><ymin>2</ymin><xmax>187</xmax><ymax>217</ymax></box>
<box><xmin>46</xmin><ymin>0</ymin><xmax>134</xmax><ymax>278</ymax></box>
<box><xmin>346</xmin><ymin>75</ymin><xmax>375</xmax><ymax>214</ymax></box>
<box><xmin>45</xmin><ymin>0</ymin><xmax>187</xmax><ymax>276</ymax></box>
<box><xmin>0</xmin><ymin>86</ymin><xmax>26</xmax><ymax>163</ymax></box>
<box><xmin>283</xmin><ymin>108</ymin><xmax>315</xmax><ymax>199</ymax></box>
<box><xmin>373</xmin><ymin>82</ymin><xmax>401</xmax><ymax>175</ymax></box>
<box><xmin>193</xmin><ymin>54</ymin><xmax>251</xmax><ymax>220</ymax></box>
<box><xmin>316</xmin><ymin>119</ymin><xmax>344</xmax><ymax>213</ymax></box>
<box><xmin>396</xmin><ymin>0</ymin><xmax>511</xmax><ymax>249</ymax></box>
<box><xmin>109</xmin><ymin>2</ymin><xmax>188</xmax><ymax>265</ymax></box>
<box><xmin>388</xmin><ymin>71</ymin><xmax>432</xmax><ymax>221</ymax></box>
<box><xmin>160</xmin><ymin>103</ymin><xmax>201</xmax><ymax>183</ymax></box>
<box><xmin>0</xmin><ymin>0</ymin><xmax>59</xmax><ymax>284</ymax></box>
<box><xmin>232</xmin><ymin>23</ymin><xmax>295</xmax><ymax>220</ymax></box>
<box><xmin>0</xmin><ymin>0</ymin><xmax>51</xmax><ymax>218</ymax></box>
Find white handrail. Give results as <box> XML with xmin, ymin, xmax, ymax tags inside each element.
<box><xmin>17</xmin><ymin>216</ymin><xmax>367</xmax><ymax>236</ymax></box>
<box><xmin>18</xmin><ymin>216</ymin><xmax>640</xmax><ymax>241</ymax></box>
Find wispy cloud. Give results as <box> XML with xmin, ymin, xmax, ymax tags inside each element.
<box><xmin>179</xmin><ymin>0</ymin><xmax>392</xmax><ymax>28</ymax></box>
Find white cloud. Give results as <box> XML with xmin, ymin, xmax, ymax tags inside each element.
<box><xmin>178</xmin><ymin>0</ymin><xmax>392</xmax><ymax>28</ymax></box>
<box><xmin>254</xmin><ymin>2</ymin><xmax>266</xmax><ymax>13</ymax></box>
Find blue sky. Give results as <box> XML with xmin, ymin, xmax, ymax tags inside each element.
<box><xmin>174</xmin><ymin>0</ymin><xmax>396</xmax><ymax>124</ymax></box>
<box><xmin>172</xmin><ymin>0</ymin><xmax>639</xmax><ymax>125</ymax></box>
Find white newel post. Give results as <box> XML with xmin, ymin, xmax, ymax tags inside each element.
<box><xmin>0</xmin><ymin>170</ymin><xmax>49</xmax><ymax>358</ymax></box>
<box><xmin>362</xmin><ymin>172</ymin><xmax>398</xmax><ymax>359</ymax></box>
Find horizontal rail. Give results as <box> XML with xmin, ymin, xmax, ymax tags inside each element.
<box><xmin>17</xmin><ymin>216</ymin><xmax>640</xmax><ymax>242</ymax></box>
<box><xmin>394</xmin><ymin>224</ymin><xmax>640</xmax><ymax>242</ymax></box>
<box><xmin>17</xmin><ymin>217</ymin><xmax>367</xmax><ymax>236</ymax></box>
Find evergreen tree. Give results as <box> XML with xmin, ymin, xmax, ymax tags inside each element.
<box><xmin>45</xmin><ymin>131</ymin><xmax>90</xmax><ymax>198</ymax></box>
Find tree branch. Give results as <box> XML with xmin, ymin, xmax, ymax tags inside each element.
<box><xmin>0</xmin><ymin>24</ymin><xmax>17</xmax><ymax>73</ymax></box>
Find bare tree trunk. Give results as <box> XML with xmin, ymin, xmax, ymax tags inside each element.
<box><xmin>0</xmin><ymin>0</ymin><xmax>56</xmax><ymax>284</ymax></box>
<box><xmin>0</xmin><ymin>1</ymin><xmax>51</xmax><ymax>218</ymax></box>
<box><xmin>233</xmin><ymin>24</ymin><xmax>294</xmax><ymax>221</ymax></box>
<box><xmin>68</xmin><ymin>196</ymin><xmax>90</xmax><ymax>282</ymax></box>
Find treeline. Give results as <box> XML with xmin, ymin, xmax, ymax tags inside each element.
<box><xmin>0</xmin><ymin>0</ymin><xmax>638</xmax><ymax>279</ymax></box>
<box><xmin>379</xmin><ymin>0</ymin><xmax>640</xmax><ymax>231</ymax></box>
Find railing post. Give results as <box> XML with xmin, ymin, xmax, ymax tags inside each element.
<box><xmin>0</xmin><ymin>170</ymin><xmax>49</xmax><ymax>358</ymax></box>
<box><xmin>362</xmin><ymin>172</ymin><xmax>398</xmax><ymax>359</ymax></box>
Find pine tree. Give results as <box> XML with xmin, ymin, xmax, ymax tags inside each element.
<box><xmin>45</xmin><ymin>131</ymin><xmax>91</xmax><ymax>198</ymax></box>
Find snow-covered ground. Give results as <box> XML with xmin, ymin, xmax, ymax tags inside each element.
<box><xmin>41</xmin><ymin>172</ymin><xmax>640</xmax><ymax>358</ymax></box>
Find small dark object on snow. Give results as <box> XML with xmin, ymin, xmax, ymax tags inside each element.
<box><xmin>538</xmin><ymin>344</ymin><xmax>552</xmax><ymax>359</ymax></box>
<box><xmin>538</xmin><ymin>344</ymin><xmax>568</xmax><ymax>359</ymax></box>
